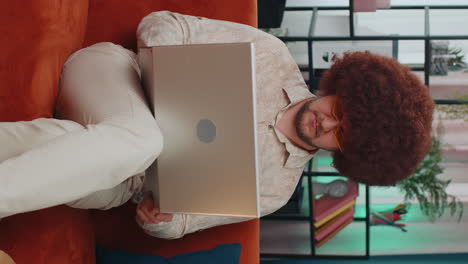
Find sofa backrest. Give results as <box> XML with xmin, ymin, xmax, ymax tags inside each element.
<box><xmin>84</xmin><ymin>0</ymin><xmax>258</xmax><ymax>51</ymax></box>
<box><xmin>0</xmin><ymin>0</ymin><xmax>89</xmax><ymax>121</ymax></box>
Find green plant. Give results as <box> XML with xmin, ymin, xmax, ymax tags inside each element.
<box><xmin>448</xmin><ymin>47</ymin><xmax>467</xmax><ymax>71</ymax></box>
<box><xmin>395</xmin><ymin>136</ymin><xmax>464</xmax><ymax>222</ymax></box>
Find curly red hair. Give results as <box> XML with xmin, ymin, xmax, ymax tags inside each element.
<box><xmin>319</xmin><ymin>51</ymin><xmax>435</xmax><ymax>186</ymax></box>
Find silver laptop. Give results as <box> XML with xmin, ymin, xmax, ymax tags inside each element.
<box><xmin>138</xmin><ymin>43</ymin><xmax>260</xmax><ymax>218</ymax></box>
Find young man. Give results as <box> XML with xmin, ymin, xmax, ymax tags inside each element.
<box><xmin>0</xmin><ymin>12</ymin><xmax>434</xmax><ymax>240</ymax></box>
<box><xmin>134</xmin><ymin>12</ymin><xmax>433</xmax><ymax>239</ymax></box>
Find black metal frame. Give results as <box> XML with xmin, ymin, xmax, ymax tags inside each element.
<box><xmin>260</xmin><ymin>0</ymin><xmax>468</xmax><ymax>261</ymax></box>
<box><xmin>262</xmin><ymin>162</ymin><xmax>371</xmax><ymax>260</ymax></box>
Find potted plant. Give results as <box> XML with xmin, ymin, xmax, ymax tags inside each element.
<box><xmin>447</xmin><ymin>47</ymin><xmax>467</xmax><ymax>72</ymax></box>
<box><xmin>395</xmin><ymin>136</ymin><xmax>464</xmax><ymax>222</ymax></box>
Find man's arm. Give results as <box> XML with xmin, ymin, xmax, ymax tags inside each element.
<box><xmin>140</xmin><ymin>214</ymin><xmax>252</xmax><ymax>240</ymax></box>
<box><xmin>137</xmin><ymin>11</ymin><xmax>187</xmax><ymax>47</ymax></box>
<box><xmin>136</xmin><ymin>11</ymin><xmax>255</xmax><ymax>239</ymax></box>
<box><xmin>137</xmin><ymin>10</ymin><xmax>269</xmax><ymax>47</ymax></box>
<box><xmin>136</xmin><ymin>192</ymin><xmax>251</xmax><ymax>239</ymax></box>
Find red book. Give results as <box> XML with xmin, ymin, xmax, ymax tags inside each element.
<box><xmin>315</xmin><ymin>217</ymin><xmax>354</xmax><ymax>248</ymax></box>
<box><xmin>315</xmin><ymin>207</ymin><xmax>355</xmax><ymax>241</ymax></box>
<box><xmin>313</xmin><ymin>180</ymin><xmax>358</xmax><ymax>223</ymax></box>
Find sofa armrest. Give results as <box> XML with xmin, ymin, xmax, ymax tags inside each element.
<box><xmin>92</xmin><ymin>202</ymin><xmax>259</xmax><ymax>264</ymax></box>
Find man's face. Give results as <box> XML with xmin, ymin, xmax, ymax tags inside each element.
<box><xmin>295</xmin><ymin>95</ymin><xmax>341</xmax><ymax>152</ymax></box>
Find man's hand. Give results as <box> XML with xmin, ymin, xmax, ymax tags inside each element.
<box><xmin>136</xmin><ymin>192</ymin><xmax>174</xmax><ymax>224</ymax></box>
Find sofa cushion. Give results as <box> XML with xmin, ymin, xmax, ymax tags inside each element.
<box><xmin>0</xmin><ymin>206</ymin><xmax>95</xmax><ymax>264</ymax></box>
<box><xmin>92</xmin><ymin>202</ymin><xmax>259</xmax><ymax>264</ymax></box>
<box><xmin>96</xmin><ymin>243</ymin><xmax>241</xmax><ymax>264</ymax></box>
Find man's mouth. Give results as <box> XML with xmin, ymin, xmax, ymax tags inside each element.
<box><xmin>314</xmin><ymin>112</ymin><xmax>319</xmax><ymax>137</ymax></box>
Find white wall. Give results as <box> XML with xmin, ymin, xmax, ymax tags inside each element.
<box><xmin>283</xmin><ymin>0</ymin><xmax>468</xmax><ymax>66</ymax></box>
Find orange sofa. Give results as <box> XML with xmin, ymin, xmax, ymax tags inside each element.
<box><xmin>0</xmin><ymin>0</ymin><xmax>259</xmax><ymax>263</ymax></box>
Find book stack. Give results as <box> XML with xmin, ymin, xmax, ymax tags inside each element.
<box><xmin>312</xmin><ymin>180</ymin><xmax>358</xmax><ymax>248</ymax></box>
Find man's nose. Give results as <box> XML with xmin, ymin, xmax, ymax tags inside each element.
<box><xmin>322</xmin><ymin>117</ymin><xmax>340</xmax><ymax>133</ymax></box>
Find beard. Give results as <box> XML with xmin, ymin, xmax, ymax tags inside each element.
<box><xmin>294</xmin><ymin>99</ymin><xmax>319</xmax><ymax>149</ymax></box>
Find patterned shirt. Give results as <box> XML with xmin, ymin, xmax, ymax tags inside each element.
<box><xmin>136</xmin><ymin>11</ymin><xmax>317</xmax><ymax>239</ymax></box>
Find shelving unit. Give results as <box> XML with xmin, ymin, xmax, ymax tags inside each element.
<box><xmin>260</xmin><ymin>0</ymin><xmax>468</xmax><ymax>260</ymax></box>
<box><xmin>262</xmin><ymin>161</ymin><xmax>371</xmax><ymax>259</ymax></box>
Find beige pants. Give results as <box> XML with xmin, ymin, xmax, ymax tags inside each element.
<box><xmin>0</xmin><ymin>251</ymin><xmax>15</xmax><ymax>264</ymax></box>
<box><xmin>0</xmin><ymin>43</ymin><xmax>163</xmax><ymax>217</ymax></box>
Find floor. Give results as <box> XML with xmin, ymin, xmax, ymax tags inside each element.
<box><xmin>261</xmin><ymin>253</ymin><xmax>468</xmax><ymax>264</ymax></box>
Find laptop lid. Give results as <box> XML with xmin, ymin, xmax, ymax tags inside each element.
<box><xmin>139</xmin><ymin>43</ymin><xmax>260</xmax><ymax>218</ymax></box>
